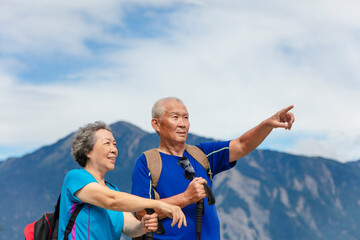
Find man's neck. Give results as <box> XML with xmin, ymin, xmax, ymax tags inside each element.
<box><xmin>158</xmin><ymin>141</ymin><xmax>186</xmax><ymax>157</ymax></box>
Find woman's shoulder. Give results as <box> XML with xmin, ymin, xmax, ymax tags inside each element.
<box><xmin>64</xmin><ymin>168</ymin><xmax>89</xmax><ymax>182</ymax></box>
<box><xmin>66</xmin><ymin>168</ymin><xmax>85</xmax><ymax>176</ymax></box>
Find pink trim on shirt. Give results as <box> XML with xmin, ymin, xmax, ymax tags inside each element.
<box><xmin>88</xmin><ymin>206</ymin><xmax>90</xmax><ymax>240</ymax></box>
<box><xmin>69</xmin><ymin>202</ymin><xmax>84</xmax><ymax>240</ymax></box>
<box><xmin>70</xmin><ymin>203</ymin><xmax>77</xmax><ymax>240</ymax></box>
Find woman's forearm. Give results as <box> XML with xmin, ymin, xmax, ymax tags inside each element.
<box><xmin>122</xmin><ymin>212</ymin><xmax>146</xmax><ymax>237</ymax></box>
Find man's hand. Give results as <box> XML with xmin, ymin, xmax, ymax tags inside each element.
<box><xmin>141</xmin><ymin>213</ymin><xmax>159</xmax><ymax>233</ymax></box>
<box><xmin>266</xmin><ymin>105</ymin><xmax>295</xmax><ymax>130</ymax></box>
<box><xmin>183</xmin><ymin>177</ymin><xmax>207</xmax><ymax>204</ymax></box>
<box><xmin>229</xmin><ymin>105</ymin><xmax>295</xmax><ymax>162</ymax></box>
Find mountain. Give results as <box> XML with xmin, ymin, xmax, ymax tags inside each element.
<box><xmin>1</xmin><ymin>121</ymin><xmax>360</xmax><ymax>240</ymax></box>
<box><xmin>215</xmin><ymin>152</ymin><xmax>360</xmax><ymax>240</ymax></box>
<box><xmin>0</xmin><ymin>121</ymin><xmax>213</xmax><ymax>240</ymax></box>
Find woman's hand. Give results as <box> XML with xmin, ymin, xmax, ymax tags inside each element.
<box><xmin>141</xmin><ymin>213</ymin><xmax>158</xmax><ymax>233</ymax></box>
<box><xmin>156</xmin><ymin>202</ymin><xmax>187</xmax><ymax>228</ymax></box>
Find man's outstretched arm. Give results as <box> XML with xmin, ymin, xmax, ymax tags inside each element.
<box><xmin>229</xmin><ymin>105</ymin><xmax>295</xmax><ymax>162</ymax></box>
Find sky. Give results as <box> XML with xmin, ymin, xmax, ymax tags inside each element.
<box><xmin>0</xmin><ymin>0</ymin><xmax>359</xmax><ymax>163</ymax></box>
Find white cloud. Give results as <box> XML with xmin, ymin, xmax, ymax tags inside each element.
<box><xmin>0</xmin><ymin>0</ymin><xmax>125</xmax><ymax>56</ymax></box>
<box><xmin>0</xmin><ymin>0</ymin><xmax>359</xmax><ymax>162</ymax></box>
<box><xmin>286</xmin><ymin>133</ymin><xmax>360</xmax><ymax>162</ymax></box>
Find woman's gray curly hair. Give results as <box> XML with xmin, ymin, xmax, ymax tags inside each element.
<box><xmin>71</xmin><ymin>121</ymin><xmax>112</xmax><ymax>167</ymax></box>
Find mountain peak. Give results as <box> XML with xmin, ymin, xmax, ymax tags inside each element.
<box><xmin>1</xmin><ymin>121</ymin><xmax>360</xmax><ymax>240</ymax></box>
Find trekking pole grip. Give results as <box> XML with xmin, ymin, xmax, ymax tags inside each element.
<box><xmin>143</xmin><ymin>208</ymin><xmax>166</xmax><ymax>239</ymax></box>
<box><xmin>203</xmin><ymin>183</ymin><xmax>215</xmax><ymax>205</ymax></box>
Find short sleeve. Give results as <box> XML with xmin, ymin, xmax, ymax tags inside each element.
<box><xmin>196</xmin><ymin>141</ymin><xmax>236</xmax><ymax>176</ymax></box>
<box><xmin>131</xmin><ymin>154</ymin><xmax>153</xmax><ymax>199</ymax></box>
<box><xmin>63</xmin><ymin>169</ymin><xmax>97</xmax><ymax>202</ymax></box>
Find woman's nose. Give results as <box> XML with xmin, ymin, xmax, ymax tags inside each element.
<box><xmin>111</xmin><ymin>145</ymin><xmax>118</xmax><ymax>154</ymax></box>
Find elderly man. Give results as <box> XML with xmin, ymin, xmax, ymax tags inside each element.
<box><xmin>131</xmin><ymin>97</ymin><xmax>295</xmax><ymax>240</ymax></box>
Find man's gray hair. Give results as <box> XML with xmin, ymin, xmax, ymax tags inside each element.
<box><xmin>151</xmin><ymin>97</ymin><xmax>184</xmax><ymax>120</ymax></box>
<box><xmin>71</xmin><ymin>121</ymin><xmax>112</xmax><ymax>167</ymax></box>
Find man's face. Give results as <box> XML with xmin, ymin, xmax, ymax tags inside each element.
<box><xmin>157</xmin><ymin>100</ymin><xmax>190</xmax><ymax>144</ymax></box>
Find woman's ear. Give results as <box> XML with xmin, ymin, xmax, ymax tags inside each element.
<box><xmin>86</xmin><ymin>151</ymin><xmax>92</xmax><ymax>160</ymax></box>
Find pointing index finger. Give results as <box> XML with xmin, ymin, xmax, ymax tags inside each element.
<box><xmin>283</xmin><ymin>105</ymin><xmax>294</xmax><ymax>113</ymax></box>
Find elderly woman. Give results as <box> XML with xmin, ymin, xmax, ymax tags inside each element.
<box><xmin>58</xmin><ymin>121</ymin><xmax>186</xmax><ymax>240</ymax></box>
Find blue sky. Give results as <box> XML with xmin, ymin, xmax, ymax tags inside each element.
<box><xmin>0</xmin><ymin>0</ymin><xmax>359</xmax><ymax>162</ymax></box>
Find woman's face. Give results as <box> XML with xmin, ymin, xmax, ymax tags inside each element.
<box><xmin>86</xmin><ymin>129</ymin><xmax>118</xmax><ymax>172</ymax></box>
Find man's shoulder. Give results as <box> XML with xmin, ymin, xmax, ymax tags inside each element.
<box><xmin>133</xmin><ymin>152</ymin><xmax>152</xmax><ymax>175</ymax></box>
<box><xmin>135</xmin><ymin>151</ymin><xmax>148</xmax><ymax>162</ymax></box>
<box><xmin>195</xmin><ymin>140</ymin><xmax>231</xmax><ymax>153</ymax></box>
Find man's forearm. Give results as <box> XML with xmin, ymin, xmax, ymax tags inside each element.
<box><xmin>230</xmin><ymin>120</ymin><xmax>273</xmax><ymax>162</ymax></box>
<box><xmin>241</xmin><ymin>120</ymin><xmax>273</xmax><ymax>150</ymax></box>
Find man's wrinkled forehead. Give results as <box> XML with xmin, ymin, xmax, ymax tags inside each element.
<box><xmin>168</xmin><ymin>110</ymin><xmax>189</xmax><ymax>117</ymax></box>
<box><xmin>164</xmin><ymin>100</ymin><xmax>188</xmax><ymax>114</ymax></box>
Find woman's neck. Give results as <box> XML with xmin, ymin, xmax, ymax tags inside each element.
<box><xmin>84</xmin><ymin>165</ymin><xmax>106</xmax><ymax>185</ymax></box>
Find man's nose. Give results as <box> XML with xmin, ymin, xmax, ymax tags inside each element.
<box><xmin>178</xmin><ymin>117</ymin><xmax>188</xmax><ymax>127</ymax></box>
<box><xmin>178</xmin><ymin>117</ymin><xmax>185</xmax><ymax>126</ymax></box>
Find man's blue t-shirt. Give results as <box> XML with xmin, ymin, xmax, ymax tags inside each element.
<box><xmin>58</xmin><ymin>169</ymin><xmax>124</xmax><ymax>240</ymax></box>
<box><xmin>131</xmin><ymin>141</ymin><xmax>235</xmax><ymax>240</ymax></box>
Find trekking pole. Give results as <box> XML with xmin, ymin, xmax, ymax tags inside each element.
<box><xmin>196</xmin><ymin>200</ymin><xmax>204</xmax><ymax>240</ymax></box>
<box><xmin>143</xmin><ymin>208</ymin><xmax>166</xmax><ymax>240</ymax></box>
<box><xmin>177</xmin><ymin>157</ymin><xmax>215</xmax><ymax>240</ymax></box>
<box><xmin>196</xmin><ymin>183</ymin><xmax>215</xmax><ymax>240</ymax></box>
<box><xmin>181</xmin><ymin>163</ymin><xmax>203</xmax><ymax>240</ymax></box>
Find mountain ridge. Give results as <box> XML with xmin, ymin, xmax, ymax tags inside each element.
<box><xmin>1</xmin><ymin>120</ymin><xmax>360</xmax><ymax>240</ymax></box>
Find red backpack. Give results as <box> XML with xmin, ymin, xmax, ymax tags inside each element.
<box><xmin>24</xmin><ymin>195</ymin><xmax>84</xmax><ymax>240</ymax></box>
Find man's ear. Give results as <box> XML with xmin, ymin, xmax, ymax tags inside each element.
<box><xmin>151</xmin><ymin>118</ymin><xmax>160</xmax><ymax>132</ymax></box>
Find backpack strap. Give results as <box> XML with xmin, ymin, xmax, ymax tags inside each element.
<box><xmin>63</xmin><ymin>181</ymin><xmax>112</xmax><ymax>239</ymax></box>
<box><xmin>185</xmin><ymin>145</ymin><xmax>213</xmax><ymax>181</ymax></box>
<box><xmin>105</xmin><ymin>181</ymin><xmax>116</xmax><ymax>190</ymax></box>
<box><xmin>63</xmin><ymin>203</ymin><xmax>84</xmax><ymax>240</ymax></box>
<box><xmin>51</xmin><ymin>195</ymin><xmax>61</xmax><ymax>234</ymax></box>
<box><xmin>143</xmin><ymin>149</ymin><xmax>162</xmax><ymax>200</ymax></box>
<box><xmin>144</xmin><ymin>145</ymin><xmax>212</xmax><ymax>200</ymax></box>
